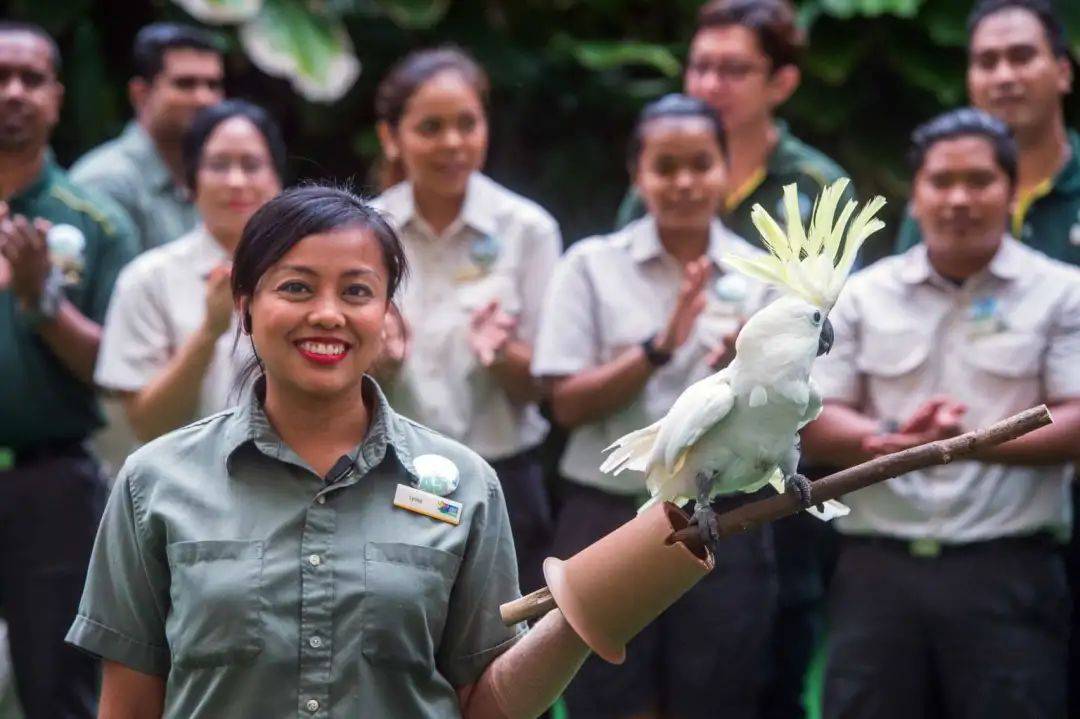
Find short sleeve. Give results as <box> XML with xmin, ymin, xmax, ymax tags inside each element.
<box><xmin>436</xmin><ymin>466</ymin><xmax>527</xmax><ymax>687</ymax></box>
<box><xmin>1045</xmin><ymin>274</ymin><xmax>1080</xmax><ymax>402</ymax></box>
<box><xmin>94</xmin><ymin>260</ymin><xmax>172</xmax><ymax>393</ymax></box>
<box><xmin>516</xmin><ymin>217</ymin><xmax>562</xmax><ymax>344</ymax></box>
<box><xmin>813</xmin><ymin>284</ymin><xmax>862</xmax><ymax>405</ymax></box>
<box><xmin>531</xmin><ymin>249</ymin><xmax>601</xmax><ymax>377</ymax></box>
<box><xmin>66</xmin><ymin>468</ymin><xmax>171</xmax><ymax>676</ymax></box>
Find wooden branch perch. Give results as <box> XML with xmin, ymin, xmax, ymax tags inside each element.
<box><xmin>501</xmin><ymin>404</ymin><xmax>1053</xmax><ymax>626</ymax></box>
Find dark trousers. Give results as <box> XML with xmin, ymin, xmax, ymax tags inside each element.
<box><xmin>552</xmin><ymin>481</ymin><xmax>777</xmax><ymax>719</ymax></box>
<box><xmin>0</xmin><ymin>449</ymin><xmax>105</xmax><ymax>719</ymax></box>
<box><xmin>1067</xmin><ymin>481</ymin><xmax>1080</xmax><ymax>718</ymax></box>
<box><xmin>490</xmin><ymin>449</ymin><xmax>554</xmax><ymax>595</ymax></box>
<box><xmin>824</xmin><ymin>536</ymin><xmax>1069</xmax><ymax>719</ymax></box>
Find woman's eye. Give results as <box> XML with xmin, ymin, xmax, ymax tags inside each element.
<box><xmin>278</xmin><ymin>281</ymin><xmax>310</xmax><ymax>295</ymax></box>
<box><xmin>417</xmin><ymin>118</ymin><xmax>441</xmax><ymax>135</ymax></box>
<box><xmin>344</xmin><ymin>284</ymin><xmax>373</xmax><ymax>299</ymax></box>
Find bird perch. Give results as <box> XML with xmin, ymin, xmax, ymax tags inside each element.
<box><xmin>500</xmin><ymin>404</ymin><xmax>1053</xmax><ymax>626</ymax></box>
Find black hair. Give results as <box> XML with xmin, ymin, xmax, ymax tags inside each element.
<box><xmin>968</xmin><ymin>0</ymin><xmax>1070</xmax><ymax>58</ymax></box>
<box><xmin>0</xmin><ymin>21</ymin><xmax>62</xmax><ymax>75</ymax></box>
<box><xmin>627</xmin><ymin>93</ymin><xmax>728</xmax><ymax>173</ymax></box>
<box><xmin>233</xmin><ymin>183</ymin><xmax>409</xmax><ymax>322</ymax></box>
<box><xmin>133</xmin><ymin>22</ymin><xmax>222</xmax><ymax>82</ymax></box>
<box><xmin>696</xmin><ymin>0</ymin><xmax>805</xmax><ymax>71</ymax></box>
<box><xmin>182</xmin><ymin>99</ymin><xmax>287</xmax><ymax>193</ymax></box>
<box><xmin>374</xmin><ymin>46</ymin><xmax>489</xmax><ymax>189</ymax></box>
<box><xmin>908</xmin><ymin>107</ymin><xmax>1018</xmax><ymax>186</ymax></box>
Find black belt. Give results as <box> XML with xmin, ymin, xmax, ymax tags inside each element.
<box><xmin>0</xmin><ymin>438</ymin><xmax>89</xmax><ymax>470</ymax></box>
<box><xmin>843</xmin><ymin>532</ymin><xmax>1061</xmax><ymax>558</ymax></box>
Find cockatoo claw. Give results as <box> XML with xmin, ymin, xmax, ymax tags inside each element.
<box><xmin>784</xmin><ymin>473</ymin><xmax>815</xmax><ymax>509</ymax></box>
<box><xmin>693</xmin><ymin>504</ymin><xmax>721</xmax><ymax>550</ymax></box>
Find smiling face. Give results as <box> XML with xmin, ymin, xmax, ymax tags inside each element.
<box><xmin>247</xmin><ymin>227</ymin><xmax>390</xmax><ymax>403</ymax></box>
<box><xmin>0</xmin><ymin>31</ymin><xmax>62</xmax><ymax>153</ymax></box>
<box><xmin>195</xmin><ymin>116</ymin><xmax>282</xmax><ymax>246</ymax></box>
<box><xmin>635</xmin><ymin>116</ymin><xmax>728</xmax><ymax>233</ymax></box>
<box><xmin>380</xmin><ymin>69</ymin><xmax>488</xmax><ymax>199</ymax></box>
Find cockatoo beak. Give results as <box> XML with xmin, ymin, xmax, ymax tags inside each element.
<box><xmin>817</xmin><ymin>317</ymin><xmax>834</xmax><ymax>356</ymax></box>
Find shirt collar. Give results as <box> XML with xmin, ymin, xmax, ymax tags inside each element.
<box><xmin>224</xmin><ymin>375</ymin><xmax>414</xmax><ymax>478</ymax></box>
<box><xmin>627</xmin><ymin>215</ymin><xmax>741</xmax><ymax>270</ymax></box>
<box><xmin>190</xmin><ymin>225</ymin><xmax>231</xmax><ymax>276</ymax></box>
<box><xmin>899</xmin><ymin>235</ymin><xmax>1022</xmax><ymax>286</ymax></box>
<box><xmin>1051</xmin><ymin>129</ymin><xmax>1080</xmax><ymax>197</ymax></box>
<box><xmin>9</xmin><ymin>151</ymin><xmax>60</xmax><ymax>206</ymax></box>
<box><xmin>122</xmin><ymin>121</ymin><xmax>177</xmax><ymax>195</ymax></box>
<box><xmin>381</xmin><ymin>172</ymin><xmax>497</xmax><ymax>240</ymax></box>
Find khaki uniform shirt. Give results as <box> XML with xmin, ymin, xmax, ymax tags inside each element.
<box><xmin>71</xmin><ymin>122</ymin><xmax>198</xmax><ymax>252</ymax></box>
<box><xmin>95</xmin><ymin>226</ymin><xmax>250</xmax><ymax>419</ymax></box>
<box><xmin>813</xmin><ymin>238</ymin><xmax>1080</xmax><ymax>542</ymax></box>
<box><xmin>532</xmin><ymin>217</ymin><xmax>768</xmax><ymax>494</ymax></box>
<box><xmin>373</xmin><ymin>173</ymin><xmax>561</xmax><ymax>460</ymax></box>
<box><xmin>67</xmin><ymin>377</ymin><xmax>526</xmax><ymax>718</ymax></box>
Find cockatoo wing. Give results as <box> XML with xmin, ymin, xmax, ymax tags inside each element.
<box><xmin>600</xmin><ymin>420</ymin><xmax>663</xmax><ymax>475</ymax></box>
<box><xmin>797</xmin><ymin>378</ymin><xmax>824</xmax><ymax>430</ymax></box>
<box><xmin>652</xmin><ymin>376</ymin><xmax>735</xmax><ymax>473</ymax></box>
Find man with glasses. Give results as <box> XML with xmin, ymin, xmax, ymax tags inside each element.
<box><xmin>0</xmin><ymin>22</ymin><xmax>136</xmax><ymax>717</ymax></box>
<box><xmin>616</xmin><ymin>0</ymin><xmax>848</xmax><ymax>247</ymax></box>
<box><xmin>71</xmin><ymin>23</ymin><xmax>224</xmax><ymax>253</ymax></box>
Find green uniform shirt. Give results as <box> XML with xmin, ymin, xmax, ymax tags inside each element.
<box><xmin>0</xmin><ymin>159</ymin><xmax>137</xmax><ymax>449</ymax></box>
<box><xmin>894</xmin><ymin>129</ymin><xmax>1080</xmax><ymax>266</ymax></box>
<box><xmin>615</xmin><ymin>122</ymin><xmax>849</xmax><ymax>246</ymax></box>
<box><xmin>71</xmin><ymin>121</ymin><xmax>198</xmax><ymax>252</ymax></box>
<box><xmin>67</xmin><ymin>377</ymin><xmax>527</xmax><ymax>718</ymax></box>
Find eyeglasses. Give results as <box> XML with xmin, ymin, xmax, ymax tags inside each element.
<box><xmin>687</xmin><ymin>60</ymin><xmax>769</xmax><ymax>82</ymax></box>
<box><xmin>200</xmin><ymin>155</ymin><xmax>271</xmax><ymax>177</ymax></box>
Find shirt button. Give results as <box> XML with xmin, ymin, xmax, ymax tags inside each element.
<box><xmin>316</xmin><ymin>496</ymin><xmax>326</xmax><ymax>504</ymax></box>
<box><xmin>308</xmin><ymin>554</ymin><xmax>322</xmax><ymax>566</ymax></box>
<box><xmin>309</xmin><ymin>636</ymin><xmax>323</xmax><ymax>648</ymax></box>
<box><xmin>305</xmin><ymin>699</ymin><xmax>320</xmax><ymax>713</ymax></box>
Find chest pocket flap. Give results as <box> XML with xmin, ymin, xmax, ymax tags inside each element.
<box><xmin>963</xmin><ymin>331</ymin><xmax>1044</xmax><ymax>378</ymax></box>
<box><xmin>165</xmin><ymin>539</ymin><xmax>266</xmax><ymax>668</ymax></box>
<box><xmin>856</xmin><ymin>329</ymin><xmax>931</xmax><ymax>377</ymax></box>
<box><xmin>361</xmin><ymin>542</ymin><xmax>461</xmax><ymax>671</ymax></box>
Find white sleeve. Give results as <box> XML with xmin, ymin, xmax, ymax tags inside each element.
<box><xmin>516</xmin><ymin>216</ymin><xmax>562</xmax><ymax>345</ymax></box>
<box><xmin>530</xmin><ymin>249</ymin><xmax>601</xmax><ymax>378</ymax></box>
<box><xmin>94</xmin><ymin>262</ymin><xmax>173</xmax><ymax>393</ymax></box>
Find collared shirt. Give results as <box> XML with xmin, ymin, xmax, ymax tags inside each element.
<box><xmin>95</xmin><ymin>226</ymin><xmax>250</xmax><ymax>419</ymax></box>
<box><xmin>0</xmin><ymin>158</ymin><xmax>138</xmax><ymax>449</ymax></box>
<box><xmin>71</xmin><ymin>121</ymin><xmax>198</xmax><ymax>252</ymax></box>
<box><xmin>532</xmin><ymin>216</ymin><xmax>769</xmax><ymax>494</ymax></box>
<box><xmin>614</xmin><ymin>121</ymin><xmax>849</xmax><ymax>247</ymax></box>
<box><xmin>67</xmin><ymin>376</ymin><xmax>526</xmax><ymax>718</ymax></box>
<box><xmin>894</xmin><ymin>130</ymin><xmax>1080</xmax><ymax>266</ymax></box>
<box><xmin>813</xmin><ymin>238</ymin><xmax>1080</xmax><ymax>542</ymax></box>
<box><xmin>372</xmin><ymin>173</ymin><xmax>561</xmax><ymax>461</ymax></box>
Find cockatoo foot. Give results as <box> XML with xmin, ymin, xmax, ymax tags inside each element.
<box><xmin>784</xmin><ymin>473</ymin><xmax>820</xmax><ymax>510</ymax></box>
<box><xmin>693</xmin><ymin>503</ymin><xmax>721</xmax><ymax>549</ymax></box>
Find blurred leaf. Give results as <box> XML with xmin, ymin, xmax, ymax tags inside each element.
<box><xmin>5</xmin><ymin>0</ymin><xmax>94</xmax><ymax>33</ymax></box>
<box><xmin>172</xmin><ymin>0</ymin><xmax>263</xmax><ymax>24</ymax></box>
<box><xmin>239</xmin><ymin>0</ymin><xmax>361</xmax><ymax>102</ymax></box>
<box><xmin>551</xmin><ymin>34</ymin><xmax>682</xmax><ymax>77</ymax></box>
<box><xmin>919</xmin><ymin>0</ymin><xmax>968</xmax><ymax>47</ymax></box>
<box><xmin>1060</xmin><ymin>1</ymin><xmax>1080</xmax><ymax>58</ymax></box>
<box><xmin>802</xmin><ymin>23</ymin><xmax>864</xmax><ymax>84</ymax></box>
<box><xmin>821</xmin><ymin>0</ymin><xmax>923</xmax><ymax>19</ymax></box>
<box><xmin>375</xmin><ymin>0</ymin><xmax>451</xmax><ymax>29</ymax></box>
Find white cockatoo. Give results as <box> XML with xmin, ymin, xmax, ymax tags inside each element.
<box><xmin>600</xmin><ymin>178</ymin><xmax>885</xmax><ymax>538</ymax></box>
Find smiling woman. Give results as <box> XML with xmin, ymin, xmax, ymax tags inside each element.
<box><xmin>66</xmin><ymin>185</ymin><xmax>607</xmax><ymax>718</ymax></box>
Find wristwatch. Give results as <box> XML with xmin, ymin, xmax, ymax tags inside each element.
<box><xmin>641</xmin><ymin>334</ymin><xmax>672</xmax><ymax>367</ymax></box>
<box><xmin>21</xmin><ymin>267</ymin><xmax>64</xmax><ymax>328</ymax></box>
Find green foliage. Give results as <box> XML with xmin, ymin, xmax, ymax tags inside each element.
<box><xmin>15</xmin><ymin>0</ymin><xmax>1080</xmax><ymax>262</ymax></box>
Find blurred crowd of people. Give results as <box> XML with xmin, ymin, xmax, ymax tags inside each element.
<box><xmin>1</xmin><ymin>0</ymin><xmax>1079</xmax><ymax>717</ymax></box>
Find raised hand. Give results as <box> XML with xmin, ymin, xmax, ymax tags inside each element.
<box><xmin>202</xmin><ymin>262</ymin><xmax>234</xmax><ymax>339</ymax></box>
<box><xmin>469</xmin><ymin>298</ymin><xmax>518</xmax><ymax>367</ymax></box>
<box><xmin>654</xmin><ymin>256</ymin><xmax>711</xmax><ymax>354</ymax></box>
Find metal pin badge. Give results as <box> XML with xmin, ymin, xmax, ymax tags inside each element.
<box><xmin>412</xmin><ymin>454</ymin><xmax>460</xmax><ymax>496</ymax></box>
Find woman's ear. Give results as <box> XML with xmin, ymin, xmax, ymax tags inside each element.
<box><xmin>236</xmin><ymin>298</ymin><xmax>253</xmax><ymax>334</ymax></box>
<box><xmin>376</xmin><ymin>120</ymin><xmax>400</xmax><ymax>162</ymax></box>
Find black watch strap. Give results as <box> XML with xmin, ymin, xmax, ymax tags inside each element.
<box><xmin>642</xmin><ymin>335</ymin><xmax>672</xmax><ymax>367</ymax></box>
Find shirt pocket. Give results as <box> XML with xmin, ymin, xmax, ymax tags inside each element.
<box><xmin>361</xmin><ymin>542</ymin><xmax>461</xmax><ymax>671</ymax></box>
<box><xmin>165</xmin><ymin>539</ymin><xmax>266</xmax><ymax>668</ymax></box>
<box><xmin>455</xmin><ymin>269</ymin><xmax>521</xmax><ymax>317</ymax></box>
<box><xmin>856</xmin><ymin>328</ymin><xmax>931</xmax><ymax>378</ymax></box>
<box><xmin>962</xmin><ymin>331</ymin><xmax>1044</xmax><ymax>380</ymax></box>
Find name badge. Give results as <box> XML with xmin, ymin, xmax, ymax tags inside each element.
<box><xmin>393</xmin><ymin>484</ymin><xmax>463</xmax><ymax>525</ymax></box>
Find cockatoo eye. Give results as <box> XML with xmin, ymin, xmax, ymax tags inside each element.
<box><xmin>812</xmin><ymin>310</ymin><xmax>822</xmax><ymax>325</ymax></box>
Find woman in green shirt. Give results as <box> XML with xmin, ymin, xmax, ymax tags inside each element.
<box><xmin>67</xmin><ymin>186</ymin><xmax>596</xmax><ymax>717</ymax></box>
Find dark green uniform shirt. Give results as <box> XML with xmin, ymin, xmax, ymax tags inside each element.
<box><xmin>615</xmin><ymin>121</ymin><xmax>849</xmax><ymax>246</ymax></box>
<box><xmin>0</xmin><ymin>159</ymin><xmax>137</xmax><ymax>449</ymax></box>
<box><xmin>68</xmin><ymin>377</ymin><xmax>526</xmax><ymax>718</ymax></box>
<box><xmin>894</xmin><ymin>129</ymin><xmax>1080</xmax><ymax>266</ymax></box>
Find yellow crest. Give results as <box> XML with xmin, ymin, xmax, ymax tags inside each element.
<box><xmin>723</xmin><ymin>178</ymin><xmax>886</xmax><ymax>310</ymax></box>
